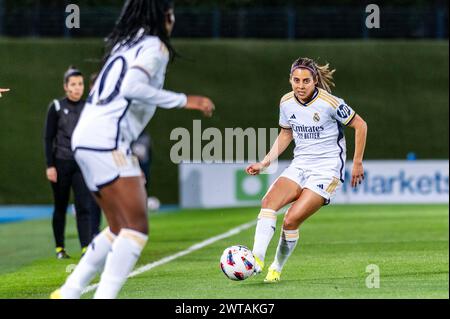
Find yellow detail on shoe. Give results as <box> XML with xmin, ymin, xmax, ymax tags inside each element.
<box><xmin>264</xmin><ymin>268</ymin><xmax>281</xmax><ymax>283</ymax></box>
<box><xmin>254</xmin><ymin>255</ymin><xmax>264</xmax><ymax>273</ymax></box>
<box><xmin>50</xmin><ymin>289</ymin><xmax>62</xmax><ymax>299</ymax></box>
<box><xmin>56</xmin><ymin>247</ymin><xmax>64</xmax><ymax>253</ymax></box>
<box><xmin>81</xmin><ymin>247</ymin><xmax>88</xmax><ymax>255</ymax></box>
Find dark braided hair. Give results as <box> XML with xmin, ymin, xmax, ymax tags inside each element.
<box><xmin>104</xmin><ymin>0</ymin><xmax>176</xmax><ymax>62</ymax></box>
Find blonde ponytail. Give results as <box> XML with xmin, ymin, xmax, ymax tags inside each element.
<box><xmin>315</xmin><ymin>62</ymin><xmax>335</xmax><ymax>93</ymax></box>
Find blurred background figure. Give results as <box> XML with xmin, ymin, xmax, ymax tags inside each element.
<box><xmin>44</xmin><ymin>66</ymin><xmax>101</xmax><ymax>259</ymax></box>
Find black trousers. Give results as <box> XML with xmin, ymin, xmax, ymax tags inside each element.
<box><xmin>50</xmin><ymin>158</ymin><xmax>101</xmax><ymax>249</ymax></box>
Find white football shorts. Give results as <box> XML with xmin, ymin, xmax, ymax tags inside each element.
<box><xmin>74</xmin><ymin>148</ymin><xmax>142</xmax><ymax>192</ymax></box>
<box><xmin>277</xmin><ymin>163</ymin><xmax>343</xmax><ymax>204</ymax></box>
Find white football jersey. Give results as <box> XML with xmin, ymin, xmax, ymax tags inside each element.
<box><xmin>72</xmin><ymin>34</ymin><xmax>186</xmax><ymax>152</ymax></box>
<box><xmin>279</xmin><ymin>88</ymin><xmax>356</xmax><ymax>181</ymax></box>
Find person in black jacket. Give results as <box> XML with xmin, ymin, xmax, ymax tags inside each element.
<box><xmin>44</xmin><ymin>67</ymin><xmax>101</xmax><ymax>259</ymax></box>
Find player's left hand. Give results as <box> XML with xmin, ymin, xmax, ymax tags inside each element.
<box><xmin>200</xmin><ymin>97</ymin><xmax>215</xmax><ymax>118</ymax></box>
<box><xmin>351</xmin><ymin>161</ymin><xmax>364</xmax><ymax>188</ymax></box>
<box><xmin>185</xmin><ymin>95</ymin><xmax>215</xmax><ymax>118</ymax></box>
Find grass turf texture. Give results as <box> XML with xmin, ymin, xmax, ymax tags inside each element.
<box><xmin>0</xmin><ymin>39</ymin><xmax>448</xmax><ymax>204</ymax></box>
<box><xmin>0</xmin><ymin>204</ymin><xmax>447</xmax><ymax>299</ymax></box>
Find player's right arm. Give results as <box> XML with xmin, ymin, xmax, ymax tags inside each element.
<box><xmin>246</xmin><ymin>128</ymin><xmax>293</xmax><ymax>175</ymax></box>
<box><xmin>247</xmin><ymin>100</ymin><xmax>293</xmax><ymax>175</ymax></box>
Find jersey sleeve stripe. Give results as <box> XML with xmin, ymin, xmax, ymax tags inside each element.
<box><xmin>280</xmin><ymin>91</ymin><xmax>294</xmax><ymax>104</ymax></box>
<box><xmin>279</xmin><ymin>124</ymin><xmax>292</xmax><ymax>129</ymax></box>
<box><xmin>343</xmin><ymin>111</ymin><xmax>356</xmax><ymax>126</ymax></box>
<box><xmin>320</xmin><ymin>90</ymin><xmax>340</xmax><ymax>104</ymax></box>
<box><xmin>319</xmin><ymin>92</ymin><xmax>338</xmax><ymax>108</ymax></box>
<box><xmin>320</xmin><ymin>91</ymin><xmax>339</xmax><ymax>105</ymax></box>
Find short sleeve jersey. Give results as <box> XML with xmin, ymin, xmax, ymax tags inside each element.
<box><xmin>279</xmin><ymin>88</ymin><xmax>356</xmax><ymax>165</ymax></box>
<box><xmin>72</xmin><ymin>35</ymin><xmax>185</xmax><ymax>152</ymax></box>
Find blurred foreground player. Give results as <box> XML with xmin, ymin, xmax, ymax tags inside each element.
<box><xmin>52</xmin><ymin>0</ymin><xmax>214</xmax><ymax>299</ymax></box>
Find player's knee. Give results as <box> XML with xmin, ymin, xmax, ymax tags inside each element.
<box><xmin>283</xmin><ymin>216</ymin><xmax>299</xmax><ymax>230</ymax></box>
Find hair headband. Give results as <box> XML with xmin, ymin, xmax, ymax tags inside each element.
<box><xmin>290</xmin><ymin>65</ymin><xmax>317</xmax><ymax>77</ymax></box>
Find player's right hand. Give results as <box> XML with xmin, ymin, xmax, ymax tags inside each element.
<box><xmin>246</xmin><ymin>162</ymin><xmax>266</xmax><ymax>175</ymax></box>
<box><xmin>46</xmin><ymin>167</ymin><xmax>58</xmax><ymax>183</ymax></box>
<box><xmin>186</xmin><ymin>95</ymin><xmax>215</xmax><ymax>118</ymax></box>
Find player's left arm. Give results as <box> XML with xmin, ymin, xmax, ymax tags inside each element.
<box><xmin>122</xmin><ymin>44</ymin><xmax>214</xmax><ymax>117</ymax></box>
<box><xmin>347</xmin><ymin>114</ymin><xmax>368</xmax><ymax>188</ymax></box>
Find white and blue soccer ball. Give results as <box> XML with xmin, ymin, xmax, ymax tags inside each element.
<box><xmin>220</xmin><ymin>245</ymin><xmax>255</xmax><ymax>281</ymax></box>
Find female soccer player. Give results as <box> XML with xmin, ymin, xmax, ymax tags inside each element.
<box><xmin>52</xmin><ymin>0</ymin><xmax>214</xmax><ymax>299</ymax></box>
<box><xmin>247</xmin><ymin>57</ymin><xmax>367</xmax><ymax>283</ymax></box>
<box><xmin>44</xmin><ymin>67</ymin><xmax>101</xmax><ymax>259</ymax></box>
<box><xmin>0</xmin><ymin>88</ymin><xmax>10</xmax><ymax>97</ymax></box>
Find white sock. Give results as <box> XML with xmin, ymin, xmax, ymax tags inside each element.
<box><xmin>271</xmin><ymin>228</ymin><xmax>299</xmax><ymax>272</ymax></box>
<box><xmin>93</xmin><ymin>228</ymin><xmax>148</xmax><ymax>299</ymax></box>
<box><xmin>252</xmin><ymin>209</ymin><xmax>277</xmax><ymax>263</ymax></box>
<box><xmin>60</xmin><ymin>228</ymin><xmax>116</xmax><ymax>299</ymax></box>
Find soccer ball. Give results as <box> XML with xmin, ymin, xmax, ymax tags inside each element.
<box><xmin>219</xmin><ymin>245</ymin><xmax>255</xmax><ymax>281</ymax></box>
<box><xmin>147</xmin><ymin>196</ymin><xmax>160</xmax><ymax>211</ymax></box>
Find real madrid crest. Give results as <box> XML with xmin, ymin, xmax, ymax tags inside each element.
<box><xmin>313</xmin><ymin>112</ymin><xmax>320</xmax><ymax>122</ymax></box>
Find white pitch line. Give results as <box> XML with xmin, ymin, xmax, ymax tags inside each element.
<box><xmin>82</xmin><ymin>218</ymin><xmax>260</xmax><ymax>295</ymax></box>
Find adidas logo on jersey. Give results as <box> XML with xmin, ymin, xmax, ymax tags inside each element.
<box><xmin>290</xmin><ymin>114</ymin><xmax>296</xmax><ymax>120</ymax></box>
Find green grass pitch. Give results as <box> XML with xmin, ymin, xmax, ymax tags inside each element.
<box><xmin>0</xmin><ymin>204</ymin><xmax>447</xmax><ymax>299</ymax></box>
